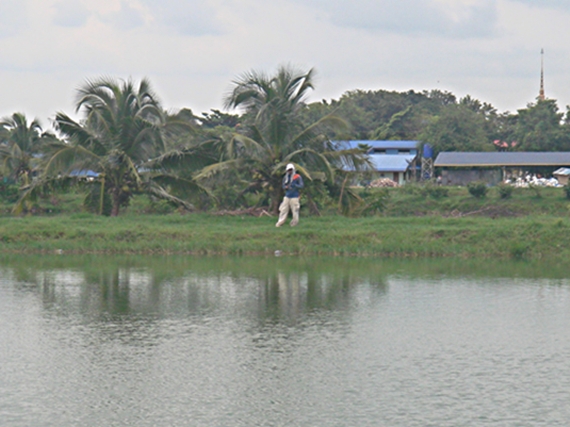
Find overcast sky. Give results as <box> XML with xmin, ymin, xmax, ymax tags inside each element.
<box><xmin>1</xmin><ymin>0</ymin><xmax>569</xmax><ymax>128</ymax></box>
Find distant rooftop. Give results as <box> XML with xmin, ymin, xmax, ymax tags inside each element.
<box><xmin>70</xmin><ymin>169</ymin><xmax>99</xmax><ymax>177</ymax></box>
<box><xmin>369</xmin><ymin>154</ymin><xmax>416</xmax><ymax>172</ymax></box>
<box><xmin>335</xmin><ymin>140</ymin><xmax>419</xmax><ymax>151</ymax></box>
<box><xmin>435</xmin><ymin>152</ymin><xmax>570</xmax><ymax>167</ymax></box>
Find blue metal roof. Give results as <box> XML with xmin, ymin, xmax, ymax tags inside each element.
<box><xmin>335</xmin><ymin>140</ymin><xmax>420</xmax><ymax>151</ymax></box>
<box><xmin>369</xmin><ymin>154</ymin><xmax>416</xmax><ymax>172</ymax></box>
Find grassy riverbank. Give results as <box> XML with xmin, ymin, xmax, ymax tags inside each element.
<box><xmin>0</xmin><ymin>186</ymin><xmax>569</xmax><ymax>259</ymax></box>
<box><xmin>0</xmin><ymin>212</ymin><xmax>569</xmax><ymax>260</ymax></box>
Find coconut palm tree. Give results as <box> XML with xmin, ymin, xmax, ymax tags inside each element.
<box><xmin>0</xmin><ymin>112</ymin><xmax>52</xmax><ymax>185</ymax></box>
<box><xmin>18</xmin><ymin>77</ymin><xmax>210</xmax><ymax>216</ymax></box>
<box><xmin>196</xmin><ymin>65</ymin><xmax>369</xmax><ymax>213</ymax></box>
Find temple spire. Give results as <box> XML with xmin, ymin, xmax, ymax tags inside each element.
<box><xmin>539</xmin><ymin>48</ymin><xmax>545</xmax><ymax>101</ymax></box>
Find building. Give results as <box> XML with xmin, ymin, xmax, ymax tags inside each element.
<box><xmin>336</xmin><ymin>140</ymin><xmax>419</xmax><ymax>185</ymax></box>
<box><xmin>434</xmin><ymin>152</ymin><xmax>570</xmax><ymax>185</ymax></box>
<box><xmin>553</xmin><ymin>168</ymin><xmax>570</xmax><ymax>186</ymax></box>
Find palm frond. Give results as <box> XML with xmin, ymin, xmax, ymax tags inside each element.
<box><xmin>193</xmin><ymin>159</ymin><xmax>239</xmax><ymax>181</ymax></box>
<box><xmin>43</xmin><ymin>145</ymin><xmax>101</xmax><ymax>177</ymax></box>
<box><xmin>144</xmin><ymin>181</ymin><xmax>194</xmax><ymax>211</ymax></box>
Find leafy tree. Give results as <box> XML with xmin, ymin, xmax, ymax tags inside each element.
<box><xmin>19</xmin><ymin>77</ymin><xmax>208</xmax><ymax>216</ymax></box>
<box><xmin>0</xmin><ymin>112</ymin><xmax>54</xmax><ymax>185</ymax></box>
<box><xmin>419</xmin><ymin>103</ymin><xmax>492</xmax><ymax>155</ymax></box>
<box><xmin>370</xmin><ymin>106</ymin><xmax>418</xmax><ymax>140</ymax></box>
<box><xmin>199</xmin><ymin>109</ymin><xmax>240</xmax><ymax>129</ymax></box>
<box><xmin>197</xmin><ymin>65</ymin><xmax>370</xmax><ymax>213</ymax></box>
<box><xmin>511</xmin><ymin>99</ymin><xmax>569</xmax><ymax>151</ymax></box>
<box><xmin>310</xmin><ymin>88</ymin><xmax>456</xmax><ymax>141</ymax></box>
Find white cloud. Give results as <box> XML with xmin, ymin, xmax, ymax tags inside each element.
<box><xmin>511</xmin><ymin>0</ymin><xmax>570</xmax><ymax>11</ymax></box>
<box><xmin>297</xmin><ymin>0</ymin><xmax>498</xmax><ymax>38</ymax></box>
<box><xmin>102</xmin><ymin>1</ymin><xmax>145</xmax><ymax>30</ymax></box>
<box><xmin>139</xmin><ymin>0</ymin><xmax>222</xmax><ymax>36</ymax></box>
<box><xmin>0</xmin><ymin>0</ymin><xmax>27</xmax><ymax>37</ymax></box>
<box><xmin>53</xmin><ymin>0</ymin><xmax>91</xmax><ymax>28</ymax></box>
<box><xmin>1</xmin><ymin>0</ymin><xmax>570</xmax><ymax>125</ymax></box>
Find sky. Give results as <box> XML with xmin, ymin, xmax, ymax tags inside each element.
<box><xmin>1</xmin><ymin>0</ymin><xmax>569</xmax><ymax>129</ymax></box>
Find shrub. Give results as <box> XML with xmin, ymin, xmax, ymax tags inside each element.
<box><xmin>83</xmin><ymin>185</ymin><xmax>112</xmax><ymax>216</ymax></box>
<box><xmin>497</xmin><ymin>183</ymin><xmax>514</xmax><ymax>199</ymax></box>
<box><xmin>467</xmin><ymin>181</ymin><xmax>488</xmax><ymax>198</ymax></box>
<box><xmin>0</xmin><ymin>184</ymin><xmax>20</xmax><ymax>203</ymax></box>
<box><xmin>528</xmin><ymin>183</ymin><xmax>543</xmax><ymax>199</ymax></box>
<box><xmin>400</xmin><ymin>183</ymin><xmax>421</xmax><ymax>195</ymax></box>
<box><xmin>510</xmin><ymin>242</ymin><xmax>529</xmax><ymax>259</ymax></box>
<box><xmin>564</xmin><ymin>184</ymin><xmax>570</xmax><ymax>200</ymax></box>
<box><xmin>420</xmin><ymin>183</ymin><xmax>449</xmax><ymax>199</ymax></box>
<box><xmin>358</xmin><ymin>188</ymin><xmax>389</xmax><ymax>216</ymax></box>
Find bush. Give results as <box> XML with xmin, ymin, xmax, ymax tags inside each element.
<box><xmin>528</xmin><ymin>184</ymin><xmax>543</xmax><ymax>199</ymax></box>
<box><xmin>83</xmin><ymin>185</ymin><xmax>112</xmax><ymax>216</ymax></box>
<box><xmin>564</xmin><ymin>184</ymin><xmax>570</xmax><ymax>200</ymax></box>
<box><xmin>497</xmin><ymin>183</ymin><xmax>514</xmax><ymax>199</ymax></box>
<box><xmin>420</xmin><ymin>183</ymin><xmax>449</xmax><ymax>199</ymax></box>
<box><xmin>0</xmin><ymin>184</ymin><xmax>20</xmax><ymax>203</ymax></box>
<box><xmin>467</xmin><ymin>181</ymin><xmax>488</xmax><ymax>198</ymax></box>
<box><xmin>510</xmin><ymin>242</ymin><xmax>529</xmax><ymax>259</ymax></box>
<box><xmin>358</xmin><ymin>188</ymin><xmax>389</xmax><ymax>216</ymax></box>
<box><xmin>399</xmin><ymin>183</ymin><xmax>421</xmax><ymax>195</ymax></box>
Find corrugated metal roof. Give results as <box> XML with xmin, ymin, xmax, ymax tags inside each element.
<box><xmin>335</xmin><ymin>140</ymin><xmax>419</xmax><ymax>151</ymax></box>
<box><xmin>434</xmin><ymin>152</ymin><xmax>570</xmax><ymax>167</ymax></box>
<box><xmin>553</xmin><ymin>168</ymin><xmax>570</xmax><ymax>176</ymax></box>
<box><xmin>70</xmin><ymin>169</ymin><xmax>99</xmax><ymax>177</ymax></box>
<box><xmin>369</xmin><ymin>154</ymin><xmax>416</xmax><ymax>172</ymax></box>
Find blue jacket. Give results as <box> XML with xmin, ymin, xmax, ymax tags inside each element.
<box><xmin>283</xmin><ymin>172</ymin><xmax>304</xmax><ymax>198</ymax></box>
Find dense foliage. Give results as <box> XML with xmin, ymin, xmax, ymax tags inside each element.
<box><xmin>2</xmin><ymin>65</ymin><xmax>570</xmax><ymax>216</ymax></box>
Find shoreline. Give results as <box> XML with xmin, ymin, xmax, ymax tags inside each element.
<box><xmin>1</xmin><ymin>213</ymin><xmax>568</xmax><ymax>260</ymax></box>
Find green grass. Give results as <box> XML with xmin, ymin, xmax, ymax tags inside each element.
<box><xmin>381</xmin><ymin>185</ymin><xmax>570</xmax><ymax>217</ymax></box>
<box><xmin>0</xmin><ymin>213</ymin><xmax>569</xmax><ymax>260</ymax></box>
<box><xmin>0</xmin><ymin>186</ymin><xmax>569</xmax><ymax>259</ymax></box>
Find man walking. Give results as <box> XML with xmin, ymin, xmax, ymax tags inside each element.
<box><xmin>276</xmin><ymin>163</ymin><xmax>304</xmax><ymax>227</ymax></box>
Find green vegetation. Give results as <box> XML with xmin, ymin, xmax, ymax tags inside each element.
<box><xmin>497</xmin><ymin>183</ymin><xmax>514</xmax><ymax>199</ymax></box>
<box><xmin>0</xmin><ymin>186</ymin><xmax>568</xmax><ymax>260</ymax></box>
<box><xmin>199</xmin><ymin>65</ymin><xmax>368</xmax><ymax>213</ymax></box>
<box><xmin>2</xmin><ymin>65</ymin><xmax>570</xmax><ymax>219</ymax></box>
<box><xmin>467</xmin><ymin>181</ymin><xmax>488</xmax><ymax>198</ymax></box>
<box><xmin>0</xmin><ymin>211</ymin><xmax>568</xmax><ymax>260</ymax></box>
<box><xmin>1</xmin><ymin>65</ymin><xmax>569</xmax><ymax>262</ymax></box>
<box><xmin>18</xmin><ymin>78</ymin><xmax>212</xmax><ymax>216</ymax></box>
<box><xmin>0</xmin><ymin>113</ymin><xmax>56</xmax><ymax>187</ymax></box>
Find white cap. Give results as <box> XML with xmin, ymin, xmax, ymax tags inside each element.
<box><xmin>286</xmin><ymin>163</ymin><xmax>294</xmax><ymax>171</ymax></box>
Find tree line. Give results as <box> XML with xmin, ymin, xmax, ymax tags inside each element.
<box><xmin>0</xmin><ymin>66</ymin><xmax>369</xmax><ymax>216</ymax></box>
<box><xmin>1</xmin><ymin>64</ymin><xmax>569</xmax><ymax>216</ymax></box>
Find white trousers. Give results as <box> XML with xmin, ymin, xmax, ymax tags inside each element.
<box><xmin>276</xmin><ymin>197</ymin><xmax>300</xmax><ymax>227</ymax></box>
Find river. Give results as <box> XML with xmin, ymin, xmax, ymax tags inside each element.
<box><xmin>1</xmin><ymin>255</ymin><xmax>569</xmax><ymax>426</ymax></box>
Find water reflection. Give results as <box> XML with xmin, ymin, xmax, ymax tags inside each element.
<box><xmin>1</xmin><ymin>256</ymin><xmax>388</xmax><ymax>325</ymax></box>
<box><xmin>2</xmin><ymin>255</ymin><xmax>570</xmax><ymax>323</ymax></box>
<box><xmin>2</xmin><ymin>255</ymin><xmax>570</xmax><ymax>427</ymax></box>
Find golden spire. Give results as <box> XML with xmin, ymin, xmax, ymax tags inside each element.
<box><xmin>539</xmin><ymin>48</ymin><xmax>545</xmax><ymax>101</ymax></box>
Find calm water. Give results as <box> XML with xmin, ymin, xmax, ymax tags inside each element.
<box><xmin>1</xmin><ymin>256</ymin><xmax>570</xmax><ymax>427</ymax></box>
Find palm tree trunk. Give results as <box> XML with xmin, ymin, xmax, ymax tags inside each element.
<box><xmin>270</xmin><ymin>187</ymin><xmax>283</xmax><ymax>215</ymax></box>
<box><xmin>111</xmin><ymin>191</ymin><xmax>121</xmax><ymax>217</ymax></box>
<box><xmin>99</xmin><ymin>176</ymin><xmax>106</xmax><ymax>215</ymax></box>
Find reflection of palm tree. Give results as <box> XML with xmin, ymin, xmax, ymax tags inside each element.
<box><xmin>0</xmin><ymin>112</ymin><xmax>52</xmax><ymax>186</ymax></box>
<box><xmin>277</xmin><ymin>271</ymin><xmax>303</xmax><ymax>319</ymax></box>
<box><xmin>19</xmin><ymin>78</ymin><xmax>205</xmax><ymax>216</ymax></box>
